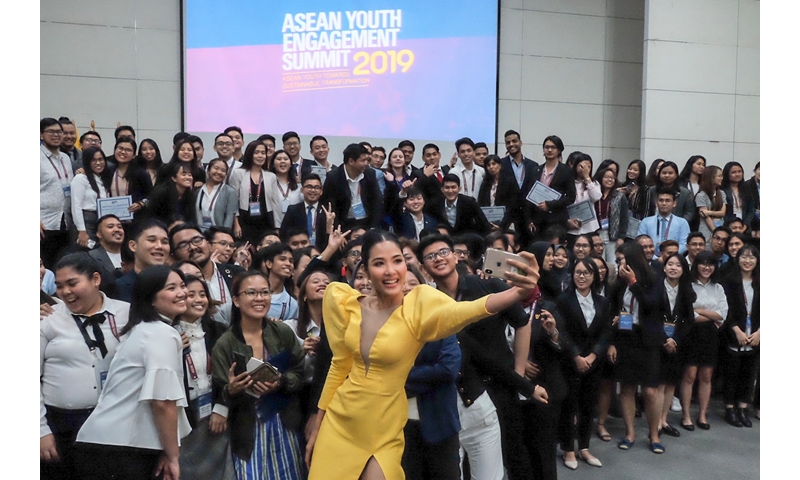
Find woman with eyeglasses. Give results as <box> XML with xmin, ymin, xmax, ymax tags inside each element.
<box><xmin>211</xmin><ymin>271</ymin><xmax>306</xmax><ymax>479</ymax></box>
<box><xmin>556</xmin><ymin>258</ymin><xmax>612</xmax><ymax>469</ymax></box>
<box><xmin>108</xmin><ymin>136</ymin><xmax>152</xmax><ymax>219</ymax></box>
<box><xmin>75</xmin><ymin>266</ymin><xmax>190</xmax><ymax>480</ymax></box>
<box><xmin>654</xmin><ymin>253</ymin><xmax>696</xmax><ymax>439</ymax></box>
<box><xmin>229</xmin><ymin>141</ymin><xmax>278</xmax><ymax>244</ymax></box>
<box><xmin>679</xmin><ymin>251</ymin><xmax>728</xmax><ymax>431</ymax></box>
<box><xmin>194</xmin><ymin>158</ymin><xmax>238</xmax><ymax>232</ymax></box>
<box><xmin>70</xmin><ymin>146</ymin><xmax>112</xmax><ymax>247</ymax></box>
<box><xmin>720</xmin><ymin>245</ymin><xmax>759</xmax><ymax>428</ymax></box>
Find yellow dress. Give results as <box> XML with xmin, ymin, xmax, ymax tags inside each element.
<box><xmin>308</xmin><ymin>282</ymin><xmax>490</xmax><ymax>480</ymax></box>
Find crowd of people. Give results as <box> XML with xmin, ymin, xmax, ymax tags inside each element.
<box><xmin>40</xmin><ymin>116</ymin><xmax>761</xmax><ymax>480</ymax></box>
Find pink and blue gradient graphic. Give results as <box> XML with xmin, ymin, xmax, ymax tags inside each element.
<box><xmin>185</xmin><ymin>0</ymin><xmax>498</xmax><ymax>141</ymax></box>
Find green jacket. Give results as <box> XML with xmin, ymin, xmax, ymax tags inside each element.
<box><xmin>211</xmin><ymin>318</ymin><xmax>304</xmax><ymax>459</ymax></box>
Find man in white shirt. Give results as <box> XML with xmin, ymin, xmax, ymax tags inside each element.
<box><xmin>224</xmin><ymin>126</ymin><xmax>245</xmax><ymax>161</ymax></box>
<box><xmin>40</xmin><ymin>117</ymin><xmax>74</xmax><ymax>270</ymax></box>
<box><xmin>170</xmin><ymin>223</ymin><xmax>243</xmax><ymax>325</ymax></box>
<box><xmin>450</xmin><ymin>137</ymin><xmax>484</xmax><ymax>200</ymax></box>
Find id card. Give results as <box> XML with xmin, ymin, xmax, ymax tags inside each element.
<box><xmin>100</xmin><ymin>371</ymin><xmax>108</xmax><ymax>390</ymax></box>
<box><xmin>192</xmin><ymin>392</ymin><xmax>213</xmax><ymax>420</ymax></box>
<box><xmin>201</xmin><ymin>211</ymin><xmax>213</xmax><ymax>228</ymax></box>
<box><xmin>714</xmin><ymin>219</ymin><xmax>724</xmax><ymax>227</ymax></box>
<box><xmin>352</xmin><ymin>202</ymin><xmax>367</xmax><ymax>220</ymax></box>
<box><xmin>249</xmin><ymin>202</ymin><xmax>261</xmax><ymax>216</ymax></box>
<box><xmin>619</xmin><ymin>312</ymin><xmax>634</xmax><ymax>331</ymax></box>
<box><xmin>62</xmin><ymin>185</ymin><xmax>71</xmax><ymax>197</ymax></box>
<box><xmin>600</xmin><ymin>218</ymin><xmax>609</xmax><ymax>230</ymax></box>
<box><xmin>281</xmin><ymin>198</ymin><xmax>291</xmax><ymax>213</ymax></box>
<box><xmin>745</xmin><ymin>314</ymin><xmax>751</xmax><ymax>336</ymax></box>
<box><xmin>663</xmin><ymin>322</ymin><xmax>675</xmax><ymax>338</ymax></box>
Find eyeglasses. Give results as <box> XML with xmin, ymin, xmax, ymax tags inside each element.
<box><xmin>84</xmin><ymin>137</ymin><xmax>102</xmax><ymax>145</ymax></box>
<box><xmin>423</xmin><ymin>247</ymin><xmax>452</xmax><ymax>263</ymax></box>
<box><xmin>211</xmin><ymin>240</ymin><xmax>234</xmax><ymax>248</ymax></box>
<box><xmin>215</xmin><ymin>141</ymin><xmax>233</xmax><ymax>147</ymax></box>
<box><xmin>303</xmin><ymin>185</ymin><xmax>322</xmax><ymax>191</ymax></box>
<box><xmin>574</xmin><ymin>244</ymin><xmax>590</xmax><ymax>249</ymax></box>
<box><xmin>739</xmin><ymin>254</ymin><xmax>757</xmax><ymax>260</ymax></box>
<box><xmin>347</xmin><ymin>250</ymin><xmax>361</xmax><ymax>258</ymax></box>
<box><xmin>237</xmin><ymin>289</ymin><xmax>270</xmax><ymax>299</ymax></box>
<box><xmin>574</xmin><ymin>270</ymin><xmax>594</xmax><ymax>278</ymax></box>
<box><xmin>43</xmin><ymin>129</ymin><xmax>63</xmax><ymax>136</ymax></box>
<box><xmin>90</xmin><ymin>157</ymin><xmax>105</xmax><ymax>164</ymax></box>
<box><xmin>284</xmin><ymin>141</ymin><xmax>300</xmax><ymax>147</ymax></box>
<box><xmin>453</xmin><ymin>248</ymin><xmax>468</xmax><ymax>257</ymax></box>
<box><xmin>115</xmin><ymin>147</ymin><xmax>134</xmax><ymax>154</ymax></box>
<box><xmin>175</xmin><ymin>236</ymin><xmax>205</xmax><ymax>251</ymax></box>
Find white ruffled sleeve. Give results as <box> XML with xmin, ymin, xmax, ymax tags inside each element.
<box><xmin>139</xmin><ymin>325</ymin><xmax>188</xmax><ymax>407</ymax></box>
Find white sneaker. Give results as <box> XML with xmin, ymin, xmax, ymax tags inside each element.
<box><xmin>670</xmin><ymin>396</ymin><xmax>682</xmax><ymax>412</ymax></box>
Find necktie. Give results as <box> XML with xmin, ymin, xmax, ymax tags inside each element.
<box><xmin>73</xmin><ymin>313</ymin><xmax>108</xmax><ymax>357</ymax></box>
<box><xmin>307</xmin><ymin>205</ymin><xmax>314</xmax><ymax>236</ymax></box>
<box><xmin>660</xmin><ymin>218</ymin><xmax>667</xmax><ymax>242</ymax></box>
<box><xmin>436</xmin><ymin>171</ymin><xmax>443</xmax><ymax>182</ymax></box>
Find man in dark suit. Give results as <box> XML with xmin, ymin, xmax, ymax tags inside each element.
<box><xmin>316</xmin><ymin>143</ymin><xmax>383</xmax><ymax>249</ymax></box>
<box><xmin>113</xmin><ymin>218</ymin><xmax>170</xmax><ymax>303</ymax></box>
<box><xmin>415</xmin><ymin>143</ymin><xmax>450</xmax><ymax>212</ymax></box>
<box><xmin>525</xmin><ymin>135</ymin><xmax>576</xmax><ymax>238</ymax></box>
<box><xmin>169</xmin><ymin>223</ymin><xmax>244</xmax><ymax>326</ymax></box>
<box><xmin>387</xmin><ymin>185</ymin><xmax>439</xmax><ymax>241</ymax></box>
<box><xmin>500</xmin><ymin>130</ymin><xmax>539</xmax><ymax>246</ymax></box>
<box><xmin>89</xmin><ymin>214</ymin><xmax>125</xmax><ymax>294</ymax></box>
<box><xmin>283</xmin><ymin>131</ymin><xmax>316</xmax><ymax>179</ymax></box>
<box><xmin>280</xmin><ymin>173</ymin><xmax>323</xmax><ymax>245</ymax></box>
<box><xmin>430</xmin><ymin>174</ymin><xmax>493</xmax><ymax>237</ymax></box>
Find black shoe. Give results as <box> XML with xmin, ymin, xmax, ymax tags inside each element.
<box><xmin>737</xmin><ymin>408</ymin><xmax>752</xmax><ymax>428</ymax></box>
<box><xmin>724</xmin><ymin>408</ymin><xmax>742</xmax><ymax>428</ymax></box>
<box><xmin>660</xmin><ymin>424</ymin><xmax>681</xmax><ymax>437</ymax></box>
<box><xmin>681</xmin><ymin>421</ymin><xmax>695</xmax><ymax>432</ymax></box>
<box><xmin>696</xmin><ymin>417</ymin><xmax>711</xmax><ymax>430</ymax></box>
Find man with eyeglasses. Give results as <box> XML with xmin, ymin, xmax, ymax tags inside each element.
<box><xmin>418</xmin><ymin>234</ymin><xmax>544</xmax><ymax>480</ymax></box>
<box><xmin>341</xmin><ymin>237</ymin><xmax>364</xmax><ymax>283</ymax></box>
<box><xmin>40</xmin><ymin>117</ymin><xmax>75</xmax><ymax>270</ymax></box>
<box><xmin>685</xmin><ymin>232</ymin><xmax>706</xmax><ymax>268</ymax></box>
<box><xmin>224</xmin><ymin>126</ymin><xmax>245</xmax><ymax>161</ymax></box>
<box><xmin>709</xmin><ymin>226</ymin><xmax>731</xmax><ymax>267</ymax></box>
<box><xmin>212</xmin><ymin>133</ymin><xmax>239</xmax><ymax>183</ymax></box>
<box><xmin>206</xmin><ymin>226</ymin><xmax>236</xmax><ymax>264</ymax></box>
<box><xmin>79</xmin><ymin>131</ymin><xmax>102</xmax><ymax>153</ymax></box>
<box><xmin>281</xmin><ymin>174</ymin><xmax>323</xmax><ymax>245</ymax></box>
<box><xmin>169</xmin><ymin>223</ymin><xmax>243</xmax><ymax>325</ymax></box>
<box><xmin>283</xmin><ymin>131</ymin><xmax>314</xmax><ymax>178</ymax></box>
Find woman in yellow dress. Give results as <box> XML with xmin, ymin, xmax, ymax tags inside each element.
<box><xmin>305</xmin><ymin>230</ymin><xmax>541</xmax><ymax>479</ymax></box>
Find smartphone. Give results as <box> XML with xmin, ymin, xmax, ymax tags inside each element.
<box><xmin>483</xmin><ymin>248</ymin><xmax>526</xmax><ymax>279</ymax></box>
<box><xmin>233</xmin><ymin>352</ymin><xmax>249</xmax><ymax>376</ymax></box>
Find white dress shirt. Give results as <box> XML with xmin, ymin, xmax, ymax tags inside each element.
<box><xmin>272</xmin><ymin>180</ymin><xmax>304</xmax><ymax>228</ymax></box>
<box><xmin>691</xmin><ymin>280</ymin><xmax>729</xmax><ymax>322</ymax></box>
<box><xmin>450</xmin><ymin>164</ymin><xmax>484</xmax><ymax>200</ymax></box>
<box><xmin>345</xmin><ymin>169</ymin><xmax>365</xmax><ymax>219</ymax></box>
<box><xmin>622</xmin><ymin>287</ymin><xmax>640</xmax><ymax>325</ymax></box>
<box><xmin>40</xmin><ymin>294</ymin><xmax>130</xmax><ymax>437</ymax></box>
<box><xmin>665</xmin><ymin>281</ymin><xmax>679</xmax><ymax>313</ymax></box>
<box><xmin>76</xmin><ymin>319</ymin><xmax>191</xmax><ymax>449</ymax></box>
<box><xmin>179</xmin><ymin>320</ymin><xmax>229</xmax><ymax>418</ymax></box>
<box><xmin>70</xmin><ymin>173</ymin><xmax>109</xmax><ymax>231</ymax></box>
<box><xmin>206</xmin><ymin>263</ymin><xmax>232</xmax><ymax>326</ymax></box>
<box><xmin>41</xmin><ymin>144</ymin><xmax>74</xmax><ymax>229</ymax></box>
<box><xmin>576</xmin><ymin>290</ymin><xmax>596</xmax><ymax>328</ymax></box>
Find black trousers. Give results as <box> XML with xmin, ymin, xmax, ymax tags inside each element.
<box><xmin>521</xmin><ymin>399</ymin><xmax>560</xmax><ymax>480</ymax></box>
<box><xmin>75</xmin><ymin>442</ymin><xmax>162</xmax><ymax>480</ymax></box>
<box><xmin>41</xmin><ymin>406</ymin><xmax>93</xmax><ymax>480</ymax></box>
<box><xmin>401</xmin><ymin>420</ymin><xmax>460</xmax><ymax>480</ymax></box>
<box><xmin>41</xmin><ymin>227</ymin><xmax>70</xmax><ymax>270</ymax></box>
<box><xmin>485</xmin><ymin>383</ymin><xmax>535</xmax><ymax>480</ymax></box>
<box><xmin>559</xmin><ymin>367</ymin><xmax>602</xmax><ymax>452</ymax></box>
<box><xmin>723</xmin><ymin>349</ymin><xmax>759</xmax><ymax>405</ymax></box>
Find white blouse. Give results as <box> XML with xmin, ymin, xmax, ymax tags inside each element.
<box><xmin>77</xmin><ymin>319</ymin><xmax>191</xmax><ymax>449</ymax></box>
<box><xmin>568</xmin><ymin>180</ymin><xmax>602</xmax><ymax>234</ymax></box>
<box><xmin>691</xmin><ymin>280</ymin><xmax>729</xmax><ymax>323</ymax></box>
<box><xmin>70</xmin><ymin>173</ymin><xmax>109</xmax><ymax>231</ymax></box>
<box><xmin>40</xmin><ymin>294</ymin><xmax>129</xmax><ymax>437</ymax></box>
<box><xmin>576</xmin><ymin>290</ymin><xmax>596</xmax><ymax>328</ymax></box>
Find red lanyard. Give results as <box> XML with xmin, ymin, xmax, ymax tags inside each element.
<box><xmin>47</xmin><ymin>154</ymin><xmax>69</xmax><ymax>181</ymax></box>
<box><xmin>597</xmin><ymin>197</ymin><xmax>611</xmax><ymax>220</ymax></box>
<box><xmin>200</xmin><ymin>185</ymin><xmax>222</xmax><ymax>211</ymax></box>
<box><xmin>185</xmin><ymin>350</ymin><xmax>212</xmax><ymax>380</ymax></box>
<box><xmin>250</xmin><ymin>173</ymin><xmax>263</xmax><ymax>202</ymax></box>
<box><xmin>215</xmin><ymin>268</ymin><xmax>227</xmax><ymax>304</ymax></box>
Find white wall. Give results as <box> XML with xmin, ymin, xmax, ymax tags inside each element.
<box><xmin>498</xmin><ymin>0</ymin><xmax>645</xmax><ymax>168</ymax></box>
<box><xmin>40</xmin><ymin>0</ymin><xmax>182</xmax><ymax>152</ymax></box>
<box><xmin>641</xmin><ymin>0</ymin><xmax>759</xmax><ymax>173</ymax></box>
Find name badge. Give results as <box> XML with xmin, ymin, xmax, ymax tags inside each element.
<box><xmin>192</xmin><ymin>392</ymin><xmax>213</xmax><ymax>420</ymax></box>
<box><xmin>600</xmin><ymin>218</ymin><xmax>609</xmax><ymax>230</ymax></box>
<box><xmin>663</xmin><ymin>322</ymin><xmax>675</xmax><ymax>338</ymax></box>
<box><xmin>713</xmin><ymin>219</ymin><xmax>724</xmax><ymax>227</ymax></box>
<box><xmin>745</xmin><ymin>314</ymin><xmax>751</xmax><ymax>336</ymax></box>
<box><xmin>100</xmin><ymin>371</ymin><xmax>108</xmax><ymax>391</ymax></box>
<box><xmin>201</xmin><ymin>211</ymin><xmax>213</xmax><ymax>228</ymax></box>
<box><xmin>62</xmin><ymin>185</ymin><xmax>71</xmax><ymax>197</ymax></box>
<box><xmin>249</xmin><ymin>202</ymin><xmax>261</xmax><ymax>216</ymax></box>
<box><xmin>352</xmin><ymin>202</ymin><xmax>367</xmax><ymax>220</ymax></box>
<box><xmin>281</xmin><ymin>198</ymin><xmax>291</xmax><ymax>213</ymax></box>
<box><xmin>619</xmin><ymin>312</ymin><xmax>634</xmax><ymax>331</ymax></box>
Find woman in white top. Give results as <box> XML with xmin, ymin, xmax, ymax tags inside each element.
<box><xmin>678</xmin><ymin>155</ymin><xmax>706</xmax><ymax>200</ymax></box>
<box><xmin>40</xmin><ymin>253</ymin><xmax>129</xmax><ymax>480</ymax></box>
<box><xmin>695</xmin><ymin>166</ymin><xmax>727</xmax><ymax>242</ymax></box>
<box><xmin>76</xmin><ymin>265</ymin><xmax>191</xmax><ymax>480</ymax></box>
<box><xmin>195</xmin><ymin>158</ymin><xmax>239</xmax><ymax>231</ymax></box>
<box><xmin>679</xmin><ymin>251</ymin><xmax>728</xmax><ymax>431</ymax></box>
<box><xmin>270</xmin><ymin>149</ymin><xmax>303</xmax><ymax>228</ymax></box>
<box><xmin>70</xmin><ymin>146</ymin><xmax>112</xmax><ymax>247</ymax></box>
<box><xmin>230</xmin><ymin>141</ymin><xmax>278</xmax><ymax>244</ymax></box>
<box><xmin>566</xmin><ymin>153</ymin><xmax>602</xmax><ymax>237</ymax></box>
<box><xmin>284</xmin><ymin>270</ymin><xmax>332</xmax><ymax>384</ymax></box>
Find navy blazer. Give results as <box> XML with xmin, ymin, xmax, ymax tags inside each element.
<box><xmin>384</xmin><ymin>183</ymin><xmax>438</xmax><ymax>240</ymax></box>
<box><xmin>113</xmin><ymin>270</ymin><xmax>137</xmax><ymax>303</ymax></box>
<box><xmin>405</xmin><ymin>336</ymin><xmax>462</xmax><ymax>444</ymax></box>
<box><xmin>430</xmin><ymin>194</ymin><xmax>492</xmax><ymax>237</ymax></box>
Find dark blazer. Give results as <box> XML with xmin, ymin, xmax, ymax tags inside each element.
<box><xmin>182</xmin><ymin>315</ymin><xmax>227</xmax><ymax>428</ymax></box>
<box><xmin>429</xmin><ymin>194</ymin><xmax>492</xmax><ymax>237</ymax></box>
<box><xmin>89</xmin><ymin>247</ymin><xmax>123</xmax><ymax>296</ymax></box>
<box><xmin>525</xmin><ymin>162</ymin><xmax>577</xmax><ymax>231</ymax></box>
<box><xmin>723</xmin><ymin>186</ymin><xmax>756</xmax><ymax>227</ymax></box>
<box><xmin>405</xmin><ymin>336</ymin><xmax>462</xmax><ymax>444</ymax></box>
<box><xmin>529</xmin><ymin>300</ymin><xmax>572</xmax><ymax>403</ymax></box>
<box><xmin>477</xmin><ymin>172</ymin><xmax>520</xmax><ymax>229</ymax></box>
<box><xmin>500</xmin><ymin>155</ymin><xmax>539</xmax><ymax>198</ymax></box>
<box><xmin>554</xmin><ymin>289</ymin><xmax>613</xmax><ymax>360</ymax></box>
<box><xmin>113</xmin><ymin>270</ymin><xmax>137</xmax><ymax>303</ymax></box>
<box><xmin>280</xmin><ymin>202</ymin><xmax>320</xmax><ymax>240</ymax></box>
<box><xmin>384</xmin><ymin>185</ymin><xmax>438</xmax><ymax>240</ymax></box>
<box><xmin>416</xmin><ymin>167</ymin><xmax>449</xmax><ymax>213</ymax></box>
<box><xmin>646</xmin><ymin>280</ymin><xmax>695</xmax><ymax>348</ymax></box>
<box><xmin>743</xmin><ymin>177</ymin><xmax>760</xmax><ymax>217</ymax></box>
<box><xmin>608</xmin><ymin>278</ymin><xmax>665</xmax><ymax>349</ymax></box>
<box><xmin>216</xmin><ymin>263</ymin><xmax>244</xmax><ymax>293</ymax></box>
<box><xmin>722</xmin><ymin>277</ymin><xmax>760</xmax><ymax>350</ymax></box>
<box><xmin>316</xmin><ymin>164</ymin><xmax>383</xmax><ymax>248</ymax></box>
<box><xmin>296</xmin><ymin>158</ymin><xmax>319</xmax><ymax>179</ymax></box>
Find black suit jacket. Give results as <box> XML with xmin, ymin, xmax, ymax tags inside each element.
<box><xmin>554</xmin><ymin>289</ymin><xmax>613</xmax><ymax>360</ymax></box>
<box><xmin>113</xmin><ymin>270</ymin><xmax>137</xmax><ymax>303</ymax></box>
<box><xmin>416</xmin><ymin>166</ymin><xmax>449</xmax><ymax>213</ymax></box>
<box><xmin>430</xmin><ymin>194</ymin><xmax>492</xmax><ymax>236</ymax></box>
<box><xmin>216</xmin><ymin>263</ymin><xmax>244</xmax><ymax>293</ymax></box>
<box><xmin>525</xmin><ymin>162</ymin><xmax>576</xmax><ymax>231</ymax></box>
<box><xmin>280</xmin><ymin>202</ymin><xmax>320</xmax><ymax>240</ymax></box>
<box><xmin>722</xmin><ymin>277</ymin><xmax>760</xmax><ymax>349</ymax></box>
<box><xmin>500</xmin><ymin>155</ymin><xmax>539</xmax><ymax>198</ymax></box>
<box><xmin>89</xmin><ymin>247</ymin><xmax>123</xmax><ymax>296</ymax></box>
<box><xmin>477</xmin><ymin>173</ymin><xmax>520</xmax><ymax>229</ymax></box>
<box><xmin>316</xmin><ymin>164</ymin><xmax>383</xmax><ymax>248</ymax></box>
<box><xmin>608</xmin><ymin>279</ymin><xmax>665</xmax><ymax>349</ymax></box>
<box><xmin>384</xmin><ymin>183</ymin><xmax>438</xmax><ymax>240</ymax></box>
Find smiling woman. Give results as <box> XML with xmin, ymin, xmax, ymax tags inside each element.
<box><xmin>75</xmin><ymin>266</ymin><xmax>191</xmax><ymax>480</ymax></box>
<box><xmin>305</xmin><ymin>229</ymin><xmax>541</xmax><ymax>480</ymax></box>
<box><xmin>141</xmin><ymin>161</ymin><xmax>198</xmax><ymax>225</ymax></box>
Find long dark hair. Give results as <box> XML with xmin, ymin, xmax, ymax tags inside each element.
<box><xmin>81</xmin><ymin>146</ymin><xmax>112</xmax><ymax>197</ymax></box>
<box><xmin>616</xmin><ymin>242</ymin><xmax>655</xmax><ymax>289</ymax></box>
<box><xmin>655</xmin><ymin>161</ymin><xmax>680</xmax><ymax>189</ymax></box>
<box><xmin>569</xmin><ymin>258</ymin><xmax>601</xmax><ymax>293</ymax></box>
<box><xmin>182</xmin><ymin>274</ymin><xmax>219</xmax><ymax>318</ymax></box>
<box><xmin>135</xmin><ymin>138</ymin><xmax>164</xmax><ymax>171</ymax></box>
<box><xmin>721</xmin><ymin>161</ymin><xmax>745</xmax><ymax>190</ymax></box>
<box><xmin>270</xmin><ymin>149</ymin><xmax>298</xmax><ymax>190</ymax></box>
<box><xmin>679</xmin><ymin>155</ymin><xmax>705</xmax><ymax>183</ymax></box>
<box><xmin>646</xmin><ymin>159</ymin><xmax>665</xmax><ymax>187</ymax></box>
<box><xmin>122</xmin><ymin>265</ymin><xmax>186</xmax><ymax>335</ymax></box>
<box><xmin>361</xmin><ymin>229</ymin><xmax>403</xmax><ymax>267</ymax></box>
<box><xmin>662</xmin><ymin>252</ymin><xmax>697</xmax><ymax>306</ymax></box>
<box><xmin>241</xmin><ymin>140</ymin><xmax>269</xmax><ymax>171</ymax></box>
<box><xmin>295</xmin><ymin>270</ymin><xmax>333</xmax><ymax>340</ymax></box>
<box><xmin>229</xmin><ymin>271</ymin><xmax>271</xmax><ymax>340</ymax></box>
<box><xmin>730</xmin><ymin>244</ymin><xmax>760</xmax><ymax>287</ymax></box>
<box><xmin>699</xmin><ymin>165</ymin><xmax>724</xmax><ymax>210</ymax></box>
<box><xmin>626</xmin><ymin>159</ymin><xmax>647</xmax><ymax>188</ymax></box>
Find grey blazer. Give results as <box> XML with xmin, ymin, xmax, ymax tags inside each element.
<box><xmin>194</xmin><ymin>183</ymin><xmax>239</xmax><ymax>230</ymax></box>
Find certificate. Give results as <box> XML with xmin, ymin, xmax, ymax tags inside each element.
<box><xmin>626</xmin><ymin>217</ymin><xmax>641</xmax><ymax>239</ymax></box>
<box><xmin>311</xmin><ymin>165</ymin><xmax>327</xmax><ymax>184</ymax></box>
<box><xmin>526</xmin><ymin>181</ymin><xmax>562</xmax><ymax>205</ymax></box>
<box><xmin>481</xmin><ymin>206</ymin><xmax>506</xmax><ymax>224</ymax></box>
<box><xmin>567</xmin><ymin>200</ymin><xmax>596</xmax><ymax>223</ymax></box>
<box><xmin>97</xmin><ymin>196</ymin><xmax>134</xmax><ymax>221</ymax></box>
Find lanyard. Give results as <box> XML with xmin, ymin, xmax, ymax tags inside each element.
<box><xmin>656</xmin><ymin>215</ymin><xmax>673</xmax><ymax>238</ymax></box>
<box><xmin>462</xmin><ymin>170</ymin><xmax>476</xmax><ymax>195</ymax></box>
<box><xmin>597</xmin><ymin>197</ymin><xmax>611</xmax><ymax>220</ymax></box>
<box><xmin>215</xmin><ymin>268</ymin><xmax>227</xmax><ymax>304</ymax></box>
<box><xmin>276</xmin><ymin>180</ymin><xmax>291</xmax><ymax>199</ymax></box>
<box><xmin>278</xmin><ymin>302</ymin><xmax>287</xmax><ymax>320</ymax></box>
<box><xmin>186</xmin><ymin>350</ymin><xmax>213</xmax><ymax>380</ymax></box>
<box><xmin>200</xmin><ymin>185</ymin><xmax>222</xmax><ymax>212</ymax></box>
<box><xmin>113</xmin><ymin>170</ymin><xmax>127</xmax><ymax>197</ymax></box>
<box><xmin>249</xmin><ymin>173</ymin><xmax>263</xmax><ymax>202</ymax></box>
<box><xmin>47</xmin><ymin>154</ymin><xmax>69</xmax><ymax>182</ymax></box>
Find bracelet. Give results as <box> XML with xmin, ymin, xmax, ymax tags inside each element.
<box><xmin>546</xmin><ymin>328</ymin><xmax>559</xmax><ymax>338</ymax></box>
